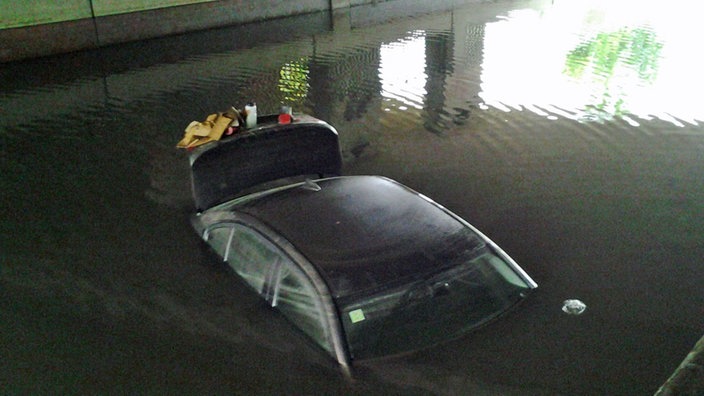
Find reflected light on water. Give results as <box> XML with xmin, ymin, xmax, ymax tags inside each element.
<box><xmin>379</xmin><ymin>31</ymin><xmax>428</xmax><ymax>110</ymax></box>
<box><xmin>479</xmin><ymin>0</ymin><xmax>704</xmax><ymax>126</ymax></box>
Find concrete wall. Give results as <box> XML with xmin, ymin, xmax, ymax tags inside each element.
<box><xmin>0</xmin><ymin>0</ymin><xmax>225</xmax><ymax>29</ymax></box>
<box><xmin>0</xmin><ymin>0</ymin><xmax>338</xmax><ymax>62</ymax></box>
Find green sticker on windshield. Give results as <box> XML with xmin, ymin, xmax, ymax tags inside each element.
<box><xmin>349</xmin><ymin>309</ymin><xmax>366</xmax><ymax>323</ymax></box>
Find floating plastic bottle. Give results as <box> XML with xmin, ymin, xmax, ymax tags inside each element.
<box><xmin>562</xmin><ymin>299</ymin><xmax>587</xmax><ymax>315</ymax></box>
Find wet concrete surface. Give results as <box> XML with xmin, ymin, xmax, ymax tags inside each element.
<box><xmin>2</xmin><ymin>0</ymin><xmax>704</xmax><ymax>394</ymax></box>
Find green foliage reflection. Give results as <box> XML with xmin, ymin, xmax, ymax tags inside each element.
<box><xmin>279</xmin><ymin>58</ymin><xmax>310</xmax><ymax>104</ymax></box>
<box><xmin>564</xmin><ymin>27</ymin><xmax>664</xmax><ymax>117</ymax></box>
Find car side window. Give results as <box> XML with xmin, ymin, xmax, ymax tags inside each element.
<box><xmin>227</xmin><ymin>227</ymin><xmax>281</xmax><ymax>294</ymax></box>
<box><xmin>206</xmin><ymin>224</ymin><xmax>279</xmax><ymax>294</ymax></box>
<box><xmin>206</xmin><ymin>223</ymin><xmax>333</xmax><ymax>354</ymax></box>
<box><xmin>273</xmin><ymin>263</ymin><xmax>332</xmax><ymax>353</ymax></box>
<box><xmin>205</xmin><ymin>226</ymin><xmax>235</xmax><ymax>258</ymax></box>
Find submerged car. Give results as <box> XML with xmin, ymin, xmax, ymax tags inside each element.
<box><xmin>185</xmin><ymin>114</ymin><xmax>537</xmax><ymax>370</ymax></box>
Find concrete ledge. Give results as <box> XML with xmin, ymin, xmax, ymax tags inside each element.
<box><xmin>95</xmin><ymin>0</ymin><xmax>329</xmax><ymax>46</ymax></box>
<box><xmin>655</xmin><ymin>335</ymin><xmax>704</xmax><ymax>395</ymax></box>
<box><xmin>0</xmin><ymin>18</ymin><xmax>99</xmax><ymax>62</ymax></box>
<box><xmin>0</xmin><ymin>0</ymin><xmax>329</xmax><ymax>62</ymax></box>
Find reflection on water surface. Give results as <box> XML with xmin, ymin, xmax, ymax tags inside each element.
<box><xmin>476</xmin><ymin>0</ymin><xmax>702</xmax><ymax>125</ymax></box>
<box><xmin>380</xmin><ymin>31</ymin><xmax>428</xmax><ymax>110</ymax></box>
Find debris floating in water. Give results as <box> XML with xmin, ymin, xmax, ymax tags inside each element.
<box><xmin>562</xmin><ymin>299</ymin><xmax>587</xmax><ymax>315</ymax></box>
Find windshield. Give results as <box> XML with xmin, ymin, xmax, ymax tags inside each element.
<box><xmin>339</xmin><ymin>248</ymin><xmax>532</xmax><ymax>359</ymax></box>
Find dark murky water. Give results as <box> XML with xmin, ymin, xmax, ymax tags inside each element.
<box><xmin>2</xmin><ymin>0</ymin><xmax>703</xmax><ymax>394</ymax></box>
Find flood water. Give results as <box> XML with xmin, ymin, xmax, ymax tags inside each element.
<box><xmin>2</xmin><ymin>0</ymin><xmax>703</xmax><ymax>394</ymax></box>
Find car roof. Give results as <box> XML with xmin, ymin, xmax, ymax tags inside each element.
<box><xmin>230</xmin><ymin>176</ymin><xmax>484</xmax><ymax>299</ymax></box>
